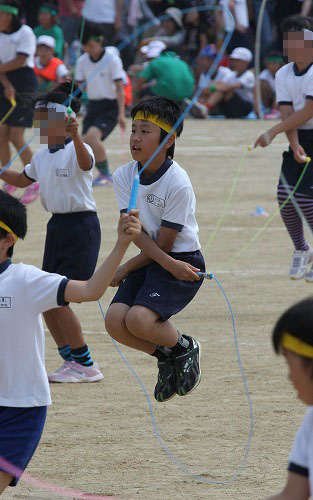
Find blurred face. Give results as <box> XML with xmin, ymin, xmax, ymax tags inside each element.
<box><xmin>82</xmin><ymin>40</ymin><xmax>103</xmax><ymax>59</ymax></box>
<box><xmin>0</xmin><ymin>11</ymin><xmax>12</xmax><ymax>31</ymax></box>
<box><xmin>283</xmin><ymin>32</ymin><xmax>313</xmax><ymax>64</ymax></box>
<box><xmin>284</xmin><ymin>349</ymin><xmax>313</xmax><ymax>405</ymax></box>
<box><xmin>265</xmin><ymin>60</ymin><xmax>282</xmax><ymax>76</ymax></box>
<box><xmin>162</xmin><ymin>18</ymin><xmax>177</xmax><ymax>35</ymax></box>
<box><xmin>229</xmin><ymin>58</ymin><xmax>248</xmax><ymax>73</ymax></box>
<box><xmin>185</xmin><ymin>11</ymin><xmax>199</xmax><ymax>24</ymax></box>
<box><xmin>34</xmin><ymin>108</ymin><xmax>66</xmax><ymax>148</ymax></box>
<box><xmin>37</xmin><ymin>44</ymin><xmax>54</xmax><ymax>65</ymax></box>
<box><xmin>197</xmin><ymin>55</ymin><xmax>214</xmax><ymax>73</ymax></box>
<box><xmin>38</xmin><ymin>10</ymin><xmax>53</xmax><ymax>28</ymax></box>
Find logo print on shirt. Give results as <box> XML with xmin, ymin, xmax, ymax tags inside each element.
<box><xmin>56</xmin><ymin>169</ymin><xmax>70</xmax><ymax>177</ymax></box>
<box><xmin>146</xmin><ymin>194</ymin><xmax>165</xmax><ymax>208</ymax></box>
<box><xmin>149</xmin><ymin>292</ymin><xmax>160</xmax><ymax>298</ymax></box>
<box><xmin>0</xmin><ymin>297</ymin><xmax>11</xmax><ymax>308</ymax></box>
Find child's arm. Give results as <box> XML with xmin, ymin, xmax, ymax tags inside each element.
<box><xmin>265</xmin><ymin>471</ymin><xmax>309</xmax><ymax>499</ymax></box>
<box><xmin>115</xmin><ymin>79</ymin><xmax>126</xmax><ymax>130</ymax></box>
<box><xmin>0</xmin><ymin>54</ymin><xmax>28</xmax><ymax>74</ymax></box>
<box><xmin>0</xmin><ymin>169</ymin><xmax>33</xmax><ymax>188</ymax></box>
<box><xmin>64</xmin><ymin>211</ymin><xmax>141</xmax><ymax>302</ymax></box>
<box><xmin>255</xmin><ymin>100</ymin><xmax>313</xmax><ymax>148</ymax></box>
<box><xmin>65</xmin><ymin>116</ymin><xmax>93</xmax><ymax>171</ymax></box>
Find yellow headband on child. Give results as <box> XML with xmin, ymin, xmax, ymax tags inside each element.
<box><xmin>133</xmin><ymin>111</ymin><xmax>176</xmax><ymax>136</ymax></box>
<box><xmin>0</xmin><ymin>221</ymin><xmax>18</xmax><ymax>241</ymax></box>
<box><xmin>281</xmin><ymin>332</ymin><xmax>313</xmax><ymax>358</ymax></box>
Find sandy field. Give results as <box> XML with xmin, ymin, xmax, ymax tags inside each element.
<box><xmin>4</xmin><ymin>117</ymin><xmax>312</xmax><ymax>500</ymax></box>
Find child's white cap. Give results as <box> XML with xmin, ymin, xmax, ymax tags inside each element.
<box><xmin>37</xmin><ymin>35</ymin><xmax>55</xmax><ymax>50</ymax></box>
<box><xmin>141</xmin><ymin>40</ymin><xmax>166</xmax><ymax>59</ymax></box>
<box><xmin>229</xmin><ymin>47</ymin><xmax>253</xmax><ymax>63</ymax></box>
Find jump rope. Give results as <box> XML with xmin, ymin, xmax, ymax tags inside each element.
<box><xmin>0</xmin><ymin>1</ymin><xmax>309</xmax><ymax>496</ymax></box>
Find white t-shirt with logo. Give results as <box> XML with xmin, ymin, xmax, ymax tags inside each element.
<box><xmin>76</xmin><ymin>50</ymin><xmax>124</xmax><ymax>100</ymax></box>
<box><xmin>276</xmin><ymin>62</ymin><xmax>313</xmax><ymax>130</ymax></box>
<box><xmin>113</xmin><ymin>159</ymin><xmax>201</xmax><ymax>253</ymax></box>
<box><xmin>0</xmin><ymin>261</ymin><xmax>68</xmax><ymax>407</ymax></box>
<box><xmin>0</xmin><ymin>25</ymin><xmax>36</xmax><ymax>68</ymax></box>
<box><xmin>288</xmin><ymin>406</ymin><xmax>313</xmax><ymax>493</ymax></box>
<box><xmin>24</xmin><ymin>140</ymin><xmax>96</xmax><ymax>213</ymax></box>
<box><xmin>83</xmin><ymin>0</ymin><xmax>116</xmax><ymax>23</ymax></box>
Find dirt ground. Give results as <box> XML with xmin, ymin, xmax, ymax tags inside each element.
<box><xmin>5</xmin><ymin>118</ymin><xmax>312</xmax><ymax>500</ymax></box>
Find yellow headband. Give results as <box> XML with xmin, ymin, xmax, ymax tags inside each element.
<box><xmin>281</xmin><ymin>332</ymin><xmax>313</xmax><ymax>358</ymax></box>
<box><xmin>133</xmin><ymin>111</ymin><xmax>176</xmax><ymax>136</ymax></box>
<box><xmin>0</xmin><ymin>221</ymin><xmax>18</xmax><ymax>241</ymax></box>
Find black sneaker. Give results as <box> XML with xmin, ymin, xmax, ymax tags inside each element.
<box><xmin>154</xmin><ymin>357</ymin><xmax>176</xmax><ymax>402</ymax></box>
<box><xmin>174</xmin><ymin>335</ymin><xmax>201</xmax><ymax>396</ymax></box>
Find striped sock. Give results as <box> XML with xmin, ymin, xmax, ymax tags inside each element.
<box><xmin>71</xmin><ymin>344</ymin><xmax>93</xmax><ymax>366</ymax></box>
<box><xmin>58</xmin><ymin>344</ymin><xmax>73</xmax><ymax>362</ymax></box>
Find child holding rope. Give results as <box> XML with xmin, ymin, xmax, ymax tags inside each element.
<box><xmin>266</xmin><ymin>297</ymin><xmax>313</xmax><ymax>499</ymax></box>
<box><xmin>105</xmin><ymin>96</ymin><xmax>205</xmax><ymax>403</ymax></box>
<box><xmin>0</xmin><ymin>190</ymin><xmax>140</xmax><ymax>494</ymax></box>
<box><xmin>254</xmin><ymin>15</ymin><xmax>313</xmax><ymax>281</ymax></box>
<box><xmin>0</xmin><ymin>0</ymin><xmax>39</xmax><ymax>205</ymax></box>
<box><xmin>0</xmin><ymin>81</ymin><xmax>105</xmax><ymax>383</ymax></box>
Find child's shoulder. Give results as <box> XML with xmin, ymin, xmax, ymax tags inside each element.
<box><xmin>276</xmin><ymin>63</ymin><xmax>293</xmax><ymax>79</ymax></box>
<box><xmin>113</xmin><ymin>160</ymin><xmax>137</xmax><ymax>179</ymax></box>
<box><xmin>166</xmin><ymin>160</ymin><xmax>193</xmax><ymax>187</ymax></box>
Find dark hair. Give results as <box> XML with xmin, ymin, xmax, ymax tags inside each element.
<box><xmin>81</xmin><ymin>20</ymin><xmax>107</xmax><ymax>46</ymax></box>
<box><xmin>272</xmin><ymin>296</ymin><xmax>313</xmax><ymax>354</ymax></box>
<box><xmin>0</xmin><ymin>190</ymin><xmax>27</xmax><ymax>257</ymax></box>
<box><xmin>131</xmin><ymin>96</ymin><xmax>183</xmax><ymax>159</ymax></box>
<box><xmin>281</xmin><ymin>14</ymin><xmax>313</xmax><ymax>33</ymax></box>
<box><xmin>0</xmin><ymin>0</ymin><xmax>21</xmax><ymax>32</ymax></box>
<box><xmin>32</xmin><ymin>81</ymin><xmax>82</xmax><ymax>113</ymax></box>
<box><xmin>264</xmin><ymin>50</ymin><xmax>283</xmax><ymax>60</ymax></box>
<box><xmin>40</xmin><ymin>2</ymin><xmax>58</xmax><ymax>16</ymax></box>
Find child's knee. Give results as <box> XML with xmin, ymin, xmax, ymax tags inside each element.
<box><xmin>105</xmin><ymin>304</ymin><xmax>127</xmax><ymax>335</ymax></box>
<box><xmin>125</xmin><ymin>306</ymin><xmax>153</xmax><ymax>335</ymax></box>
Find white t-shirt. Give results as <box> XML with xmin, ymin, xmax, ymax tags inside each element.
<box><xmin>76</xmin><ymin>50</ymin><xmax>124</xmax><ymax>100</ymax></box>
<box><xmin>259</xmin><ymin>68</ymin><xmax>276</xmax><ymax>93</ymax></box>
<box><xmin>288</xmin><ymin>406</ymin><xmax>313</xmax><ymax>493</ymax></box>
<box><xmin>24</xmin><ymin>139</ymin><xmax>96</xmax><ymax>213</ymax></box>
<box><xmin>276</xmin><ymin>62</ymin><xmax>313</xmax><ymax>130</ymax></box>
<box><xmin>199</xmin><ymin>66</ymin><xmax>235</xmax><ymax>89</ymax></box>
<box><xmin>219</xmin><ymin>0</ymin><xmax>249</xmax><ymax>31</ymax></box>
<box><xmin>0</xmin><ymin>24</ymin><xmax>36</xmax><ymax>68</ymax></box>
<box><xmin>113</xmin><ymin>159</ymin><xmax>201</xmax><ymax>253</ymax></box>
<box><xmin>83</xmin><ymin>0</ymin><xmax>116</xmax><ymax>24</ymax></box>
<box><xmin>0</xmin><ymin>260</ymin><xmax>68</xmax><ymax>407</ymax></box>
<box><xmin>35</xmin><ymin>56</ymin><xmax>69</xmax><ymax>81</ymax></box>
<box><xmin>229</xmin><ymin>69</ymin><xmax>255</xmax><ymax>104</ymax></box>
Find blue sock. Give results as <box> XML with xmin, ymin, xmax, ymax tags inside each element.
<box><xmin>71</xmin><ymin>344</ymin><xmax>93</xmax><ymax>366</ymax></box>
<box><xmin>58</xmin><ymin>344</ymin><xmax>73</xmax><ymax>361</ymax></box>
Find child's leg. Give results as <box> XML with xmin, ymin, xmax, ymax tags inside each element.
<box><xmin>9</xmin><ymin>127</ymin><xmax>32</xmax><ymax>165</ymax></box>
<box><xmin>0</xmin><ymin>124</ymin><xmax>11</xmax><ymax>166</ymax></box>
<box><xmin>260</xmin><ymin>79</ymin><xmax>273</xmax><ymax>109</ymax></box>
<box><xmin>0</xmin><ymin>471</ymin><xmax>13</xmax><ymax>494</ymax></box>
<box><xmin>82</xmin><ymin>126</ymin><xmax>112</xmax><ymax>183</ymax></box>
<box><xmin>278</xmin><ymin>186</ymin><xmax>309</xmax><ymax>251</ymax></box>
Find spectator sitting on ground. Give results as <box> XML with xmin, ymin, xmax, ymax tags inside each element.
<box><xmin>133</xmin><ymin>44</ymin><xmax>195</xmax><ymax>104</ymax></box>
<box><xmin>140</xmin><ymin>7</ymin><xmax>186</xmax><ymax>52</ymax></box>
<box><xmin>34</xmin><ymin>35</ymin><xmax>69</xmax><ymax>91</ymax></box>
<box><xmin>185</xmin><ymin>43</ymin><xmax>236</xmax><ymax>118</ymax></box>
<box><xmin>34</xmin><ymin>2</ymin><xmax>64</xmax><ymax>59</ymax></box>
<box><xmin>254</xmin><ymin>50</ymin><xmax>284</xmax><ymax>119</ymax></box>
<box><xmin>197</xmin><ymin>47</ymin><xmax>255</xmax><ymax>118</ymax></box>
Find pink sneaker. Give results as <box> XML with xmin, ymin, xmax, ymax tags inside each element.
<box><xmin>48</xmin><ymin>361</ymin><xmax>104</xmax><ymax>383</ymax></box>
<box><xmin>264</xmin><ymin>109</ymin><xmax>281</xmax><ymax>120</ymax></box>
<box><xmin>3</xmin><ymin>182</ymin><xmax>17</xmax><ymax>195</ymax></box>
<box><xmin>20</xmin><ymin>182</ymin><xmax>40</xmax><ymax>205</ymax></box>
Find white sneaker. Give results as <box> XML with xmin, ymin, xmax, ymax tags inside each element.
<box><xmin>48</xmin><ymin>361</ymin><xmax>104</xmax><ymax>383</ymax></box>
<box><xmin>289</xmin><ymin>247</ymin><xmax>313</xmax><ymax>279</ymax></box>
<box><xmin>306</xmin><ymin>262</ymin><xmax>313</xmax><ymax>282</ymax></box>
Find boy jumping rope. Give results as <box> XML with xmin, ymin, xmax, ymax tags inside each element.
<box><xmin>0</xmin><ymin>190</ymin><xmax>141</xmax><ymax>494</ymax></box>
<box><xmin>266</xmin><ymin>296</ymin><xmax>313</xmax><ymax>499</ymax></box>
<box><xmin>254</xmin><ymin>15</ymin><xmax>313</xmax><ymax>281</ymax></box>
<box><xmin>105</xmin><ymin>96</ymin><xmax>206</xmax><ymax>403</ymax></box>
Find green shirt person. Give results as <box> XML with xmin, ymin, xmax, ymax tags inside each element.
<box><xmin>136</xmin><ymin>51</ymin><xmax>195</xmax><ymax>103</ymax></box>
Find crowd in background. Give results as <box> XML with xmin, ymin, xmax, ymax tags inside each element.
<box><xmin>8</xmin><ymin>0</ymin><xmax>313</xmax><ymax>121</ymax></box>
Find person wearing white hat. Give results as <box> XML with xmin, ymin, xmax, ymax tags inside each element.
<box><xmin>140</xmin><ymin>40</ymin><xmax>167</xmax><ymax>60</ymax></box>
<box><xmin>34</xmin><ymin>35</ymin><xmax>69</xmax><ymax>91</ymax></box>
<box><xmin>199</xmin><ymin>46</ymin><xmax>255</xmax><ymax>118</ymax></box>
<box><xmin>139</xmin><ymin>6</ymin><xmax>186</xmax><ymax>52</ymax></box>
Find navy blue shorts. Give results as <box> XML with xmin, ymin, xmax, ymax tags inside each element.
<box><xmin>111</xmin><ymin>250</ymin><xmax>205</xmax><ymax>321</ymax></box>
<box><xmin>0</xmin><ymin>406</ymin><xmax>47</xmax><ymax>486</ymax></box>
<box><xmin>0</xmin><ymin>67</ymin><xmax>37</xmax><ymax>128</ymax></box>
<box><xmin>42</xmin><ymin>211</ymin><xmax>101</xmax><ymax>280</ymax></box>
<box><xmin>82</xmin><ymin>99</ymin><xmax>118</xmax><ymax>141</ymax></box>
